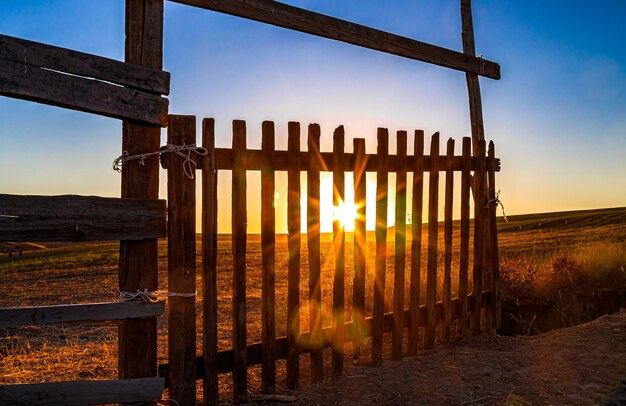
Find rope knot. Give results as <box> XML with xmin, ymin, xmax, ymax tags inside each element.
<box><xmin>113</xmin><ymin>144</ymin><xmax>208</xmax><ymax>179</ymax></box>
<box><xmin>485</xmin><ymin>190</ymin><xmax>509</xmax><ymax>222</ymax></box>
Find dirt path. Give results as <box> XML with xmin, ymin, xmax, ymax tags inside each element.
<box><xmin>275</xmin><ymin>310</ymin><xmax>626</xmax><ymax>405</ymax></box>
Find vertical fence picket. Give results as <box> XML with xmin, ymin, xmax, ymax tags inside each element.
<box><xmin>392</xmin><ymin>131</ymin><xmax>407</xmax><ymax>361</ymax></box>
<box><xmin>352</xmin><ymin>138</ymin><xmax>367</xmax><ymax>360</ymax></box>
<box><xmin>425</xmin><ymin>132</ymin><xmax>440</xmax><ymax>349</ymax></box>
<box><xmin>261</xmin><ymin>121</ymin><xmax>276</xmax><ymax>393</ymax></box>
<box><xmin>232</xmin><ymin>120</ymin><xmax>248</xmax><ymax>403</ymax></box>
<box><xmin>487</xmin><ymin>141</ymin><xmax>501</xmax><ymax>332</ymax></box>
<box><xmin>332</xmin><ymin>126</ymin><xmax>345</xmax><ymax>377</ymax></box>
<box><xmin>372</xmin><ymin>128</ymin><xmax>389</xmax><ymax>366</ymax></box>
<box><xmin>167</xmin><ymin>115</ymin><xmax>197</xmax><ymax>406</ymax></box>
<box><xmin>442</xmin><ymin>138</ymin><xmax>455</xmax><ymax>345</ymax></box>
<box><xmin>286</xmin><ymin>122</ymin><xmax>301</xmax><ymax>390</ymax></box>
<box><xmin>307</xmin><ymin>123</ymin><xmax>324</xmax><ymax>383</ymax></box>
<box><xmin>202</xmin><ymin>118</ymin><xmax>219</xmax><ymax>406</ymax></box>
<box><xmin>459</xmin><ymin>137</ymin><xmax>471</xmax><ymax>336</ymax></box>
<box><xmin>408</xmin><ymin>130</ymin><xmax>424</xmax><ymax>355</ymax></box>
<box><xmin>471</xmin><ymin>139</ymin><xmax>486</xmax><ymax>333</ymax></box>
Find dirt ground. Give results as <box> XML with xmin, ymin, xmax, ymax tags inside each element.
<box><xmin>269</xmin><ymin>310</ymin><xmax>626</xmax><ymax>406</ymax></box>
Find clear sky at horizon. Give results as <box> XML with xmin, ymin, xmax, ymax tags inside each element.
<box><xmin>1</xmin><ymin>1</ymin><xmax>625</xmax><ymax>233</ymax></box>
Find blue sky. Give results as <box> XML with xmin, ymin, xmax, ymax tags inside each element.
<box><xmin>1</xmin><ymin>1</ymin><xmax>625</xmax><ymax>232</ymax></box>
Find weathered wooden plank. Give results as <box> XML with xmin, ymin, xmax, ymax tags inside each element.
<box><xmin>261</xmin><ymin>121</ymin><xmax>277</xmax><ymax>394</ymax></box>
<box><xmin>471</xmin><ymin>139</ymin><xmax>487</xmax><ymax>333</ymax></box>
<box><xmin>167</xmin><ymin>115</ymin><xmax>197</xmax><ymax>406</ymax></box>
<box><xmin>372</xmin><ymin>128</ymin><xmax>389</xmax><ymax>366</ymax></box>
<box><xmin>307</xmin><ymin>123</ymin><xmax>324</xmax><ymax>383</ymax></box>
<box><xmin>487</xmin><ymin>141</ymin><xmax>501</xmax><ymax>331</ymax></box>
<box><xmin>179</xmin><ymin>146</ymin><xmax>501</xmax><ymax>173</ymax></box>
<box><xmin>202</xmin><ymin>118</ymin><xmax>219</xmax><ymax>406</ymax></box>
<box><xmin>408</xmin><ymin>130</ymin><xmax>424</xmax><ymax>355</ymax></box>
<box><xmin>459</xmin><ymin>137</ymin><xmax>472</xmax><ymax>336</ymax></box>
<box><xmin>0</xmin><ymin>302</ymin><xmax>164</xmax><ymax>329</ymax></box>
<box><xmin>392</xmin><ymin>130</ymin><xmax>407</xmax><ymax>361</ymax></box>
<box><xmin>162</xmin><ymin>291</ymin><xmax>495</xmax><ymax>380</ymax></box>
<box><xmin>331</xmin><ymin>125</ymin><xmax>345</xmax><ymax>377</ymax></box>
<box><xmin>232</xmin><ymin>120</ymin><xmax>248</xmax><ymax>403</ymax></box>
<box><xmin>119</xmin><ymin>0</ymin><xmax>163</xmax><ymax>382</ymax></box>
<box><xmin>171</xmin><ymin>0</ymin><xmax>500</xmax><ymax>79</ymax></box>
<box><xmin>286</xmin><ymin>122</ymin><xmax>301</xmax><ymax>390</ymax></box>
<box><xmin>425</xmin><ymin>133</ymin><xmax>440</xmax><ymax>350</ymax></box>
<box><xmin>442</xmin><ymin>138</ymin><xmax>455</xmax><ymax>345</ymax></box>
<box><xmin>0</xmin><ymin>194</ymin><xmax>165</xmax><ymax>242</ymax></box>
<box><xmin>352</xmin><ymin>138</ymin><xmax>367</xmax><ymax>360</ymax></box>
<box><xmin>0</xmin><ymin>58</ymin><xmax>168</xmax><ymax>126</ymax></box>
<box><xmin>461</xmin><ymin>0</ymin><xmax>486</xmax><ymax>151</ymax></box>
<box><xmin>0</xmin><ymin>34</ymin><xmax>169</xmax><ymax>94</ymax></box>
<box><xmin>0</xmin><ymin>378</ymin><xmax>165</xmax><ymax>406</ymax></box>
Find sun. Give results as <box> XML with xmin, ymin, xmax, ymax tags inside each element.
<box><xmin>333</xmin><ymin>200</ymin><xmax>360</xmax><ymax>229</ymax></box>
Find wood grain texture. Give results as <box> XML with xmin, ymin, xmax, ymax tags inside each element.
<box><xmin>331</xmin><ymin>126</ymin><xmax>345</xmax><ymax>377</ymax></box>
<box><xmin>286</xmin><ymin>122</ymin><xmax>301</xmax><ymax>390</ymax></box>
<box><xmin>202</xmin><ymin>118</ymin><xmax>219</xmax><ymax>405</ymax></box>
<box><xmin>261</xmin><ymin>121</ymin><xmax>277</xmax><ymax>393</ymax></box>
<box><xmin>119</xmin><ymin>0</ymin><xmax>163</xmax><ymax>382</ymax></box>
<box><xmin>232</xmin><ymin>120</ymin><xmax>248</xmax><ymax>403</ymax></box>
<box><xmin>425</xmin><ymin>133</ymin><xmax>440</xmax><ymax>350</ymax></box>
<box><xmin>408</xmin><ymin>130</ymin><xmax>424</xmax><ymax>355</ymax></box>
<box><xmin>171</xmin><ymin>145</ymin><xmax>501</xmax><ymax>173</ymax></box>
<box><xmin>0</xmin><ymin>194</ymin><xmax>165</xmax><ymax>242</ymax></box>
<box><xmin>0</xmin><ymin>33</ymin><xmax>169</xmax><ymax>94</ymax></box>
<box><xmin>392</xmin><ymin>130</ymin><xmax>407</xmax><ymax>361</ymax></box>
<box><xmin>307</xmin><ymin>123</ymin><xmax>324</xmax><ymax>383</ymax></box>
<box><xmin>0</xmin><ymin>302</ymin><xmax>164</xmax><ymax>329</ymax></box>
<box><xmin>171</xmin><ymin>0</ymin><xmax>500</xmax><ymax>79</ymax></box>
<box><xmin>0</xmin><ymin>58</ymin><xmax>168</xmax><ymax>126</ymax></box>
<box><xmin>167</xmin><ymin>115</ymin><xmax>197</xmax><ymax>406</ymax></box>
<box><xmin>459</xmin><ymin>137</ymin><xmax>472</xmax><ymax>336</ymax></box>
<box><xmin>352</xmin><ymin>138</ymin><xmax>367</xmax><ymax>360</ymax></box>
<box><xmin>0</xmin><ymin>378</ymin><xmax>164</xmax><ymax>406</ymax></box>
<box><xmin>372</xmin><ymin>128</ymin><xmax>388</xmax><ymax>366</ymax></box>
<box><xmin>471</xmin><ymin>139</ymin><xmax>487</xmax><ymax>333</ymax></box>
<box><xmin>442</xmin><ymin>138</ymin><xmax>455</xmax><ymax>345</ymax></box>
<box><xmin>488</xmin><ymin>141</ymin><xmax>501</xmax><ymax>331</ymax></box>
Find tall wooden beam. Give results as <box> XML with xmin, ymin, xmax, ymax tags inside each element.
<box><xmin>119</xmin><ymin>0</ymin><xmax>164</xmax><ymax>386</ymax></box>
<box><xmin>461</xmin><ymin>0</ymin><xmax>486</xmax><ymax>151</ymax></box>
<box><xmin>170</xmin><ymin>0</ymin><xmax>500</xmax><ymax>79</ymax></box>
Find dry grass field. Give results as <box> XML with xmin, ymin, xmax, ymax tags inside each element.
<box><xmin>1</xmin><ymin>207</ymin><xmax>625</xmax><ymax>402</ymax></box>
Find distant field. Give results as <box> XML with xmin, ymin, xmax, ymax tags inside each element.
<box><xmin>1</xmin><ymin>207</ymin><xmax>625</xmax><ymax>393</ymax></box>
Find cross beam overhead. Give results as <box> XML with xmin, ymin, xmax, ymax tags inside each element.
<box><xmin>169</xmin><ymin>0</ymin><xmax>500</xmax><ymax>80</ymax></box>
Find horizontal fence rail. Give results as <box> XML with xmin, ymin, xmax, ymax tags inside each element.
<box><xmin>162</xmin><ymin>116</ymin><xmax>501</xmax><ymax>405</ymax></box>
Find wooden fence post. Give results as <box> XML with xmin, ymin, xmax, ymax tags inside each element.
<box><xmin>286</xmin><ymin>122</ymin><xmax>301</xmax><ymax>390</ymax></box>
<box><xmin>167</xmin><ymin>115</ymin><xmax>197</xmax><ymax>406</ymax></box>
<box><xmin>425</xmin><ymin>132</ymin><xmax>440</xmax><ymax>349</ymax></box>
<box><xmin>471</xmin><ymin>139</ymin><xmax>486</xmax><ymax>333</ymax></box>
<box><xmin>202</xmin><ymin>118</ymin><xmax>219</xmax><ymax>405</ymax></box>
<box><xmin>332</xmin><ymin>126</ymin><xmax>345</xmax><ymax>377</ymax></box>
<box><xmin>487</xmin><ymin>141</ymin><xmax>501</xmax><ymax>332</ymax></box>
<box><xmin>392</xmin><ymin>131</ymin><xmax>407</xmax><ymax>361</ymax></box>
<box><xmin>119</xmin><ymin>0</ymin><xmax>163</xmax><ymax>383</ymax></box>
<box><xmin>232</xmin><ymin>120</ymin><xmax>248</xmax><ymax>403</ymax></box>
<box><xmin>307</xmin><ymin>123</ymin><xmax>324</xmax><ymax>383</ymax></box>
<box><xmin>372</xmin><ymin>128</ymin><xmax>388</xmax><ymax>366</ymax></box>
<box><xmin>458</xmin><ymin>137</ymin><xmax>471</xmax><ymax>336</ymax></box>
<box><xmin>352</xmin><ymin>138</ymin><xmax>367</xmax><ymax>360</ymax></box>
<box><xmin>408</xmin><ymin>130</ymin><xmax>424</xmax><ymax>355</ymax></box>
<box><xmin>442</xmin><ymin>138</ymin><xmax>455</xmax><ymax>345</ymax></box>
<box><xmin>261</xmin><ymin>121</ymin><xmax>276</xmax><ymax>393</ymax></box>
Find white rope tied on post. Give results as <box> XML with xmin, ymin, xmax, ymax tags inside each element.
<box><xmin>113</xmin><ymin>143</ymin><xmax>208</xmax><ymax>179</ymax></box>
<box><xmin>485</xmin><ymin>190</ymin><xmax>509</xmax><ymax>223</ymax></box>
<box><xmin>118</xmin><ymin>288</ymin><xmax>197</xmax><ymax>303</ymax></box>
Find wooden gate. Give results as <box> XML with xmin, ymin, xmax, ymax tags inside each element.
<box><xmin>160</xmin><ymin>115</ymin><xmax>501</xmax><ymax>404</ymax></box>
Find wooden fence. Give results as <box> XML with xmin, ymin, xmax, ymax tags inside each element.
<box><xmin>159</xmin><ymin>115</ymin><xmax>501</xmax><ymax>404</ymax></box>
